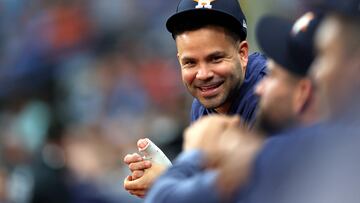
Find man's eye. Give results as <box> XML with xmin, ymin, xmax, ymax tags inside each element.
<box><xmin>211</xmin><ymin>57</ymin><xmax>223</xmax><ymax>63</ymax></box>
<box><xmin>183</xmin><ymin>61</ymin><xmax>196</xmax><ymax>67</ymax></box>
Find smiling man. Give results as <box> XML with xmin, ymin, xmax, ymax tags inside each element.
<box><xmin>165</xmin><ymin>0</ymin><xmax>267</xmax><ymax>124</ymax></box>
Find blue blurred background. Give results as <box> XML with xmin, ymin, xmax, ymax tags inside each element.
<box><xmin>0</xmin><ymin>0</ymin><xmax>308</xmax><ymax>202</ymax></box>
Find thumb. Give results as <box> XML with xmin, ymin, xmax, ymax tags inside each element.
<box><xmin>137</xmin><ymin>138</ymin><xmax>149</xmax><ymax>150</ymax></box>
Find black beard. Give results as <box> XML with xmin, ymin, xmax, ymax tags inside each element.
<box><xmin>253</xmin><ymin>110</ymin><xmax>296</xmax><ymax>137</ymax></box>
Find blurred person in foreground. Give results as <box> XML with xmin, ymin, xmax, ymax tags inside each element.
<box><xmin>143</xmin><ymin>10</ymin><xmax>324</xmax><ymax>203</ymax></box>
<box><xmin>237</xmin><ymin>0</ymin><xmax>360</xmax><ymax>202</ymax></box>
<box><xmin>123</xmin><ymin>0</ymin><xmax>267</xmax><ymax>198</ymax></box>
<box><xmin>229</xmin><ymin>1</ymin><xmax>360</xmax><ymax>202</ymax></box>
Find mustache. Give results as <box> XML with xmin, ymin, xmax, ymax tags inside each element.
<box><xmin>193</xmin><ymin>79</ymin><xmax>225</xmax><ymax>88</ymax></box>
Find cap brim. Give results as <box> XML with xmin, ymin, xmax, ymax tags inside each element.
<box><xmin>256</xmin><ymin>16</ymin><xmax>293</xmax><ymax>70</ymax></box>
<box><xmin>166</xmin><ymin>9</ymin><xmax>246</xmax><ymax>39</ymax></box>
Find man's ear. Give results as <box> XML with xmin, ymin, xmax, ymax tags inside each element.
<box><xmin>175</xmin><ymin>37</ymin><xmax>182</xmax><ymax>65</ymax></box>
<box><xmin>293</xmin><ymin>78</ymin><xmax>313</xmax><ymax>115</ymax></box>
<box><xmin>238</xmin><ymin>41</ymin><xmax>249</xmax><ymax>74</ymax></box>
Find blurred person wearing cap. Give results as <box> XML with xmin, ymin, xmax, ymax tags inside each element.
<box><xmin>212</xmin><ymin>0</ymin><xmax>360</xmax><ymax>202</ymax></box>
<box><xmin>141</xmin><ymin>10</ymin><xmax>324</xmax><ymax>203</ymax></box>
<box><xmin>252</xmin><ymin>11</ymin><xmax>322</xmax><ymax>135</ymax></box>
<box><xmin>123</xmin><ymin>0</ymin><xmax>267</xmax><ymax>198</ymax></box>
<box><xmin>246</xmin><ymin>0</ymin><xmax>360</xmax><ymax>202</ymax></box>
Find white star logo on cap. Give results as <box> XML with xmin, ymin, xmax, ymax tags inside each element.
<box><xmin>243</xmin><ymin>20</ymin><xmax>247</xmax><ymax>29</ymax></box>
<box><xmin>194</xmin><ymin>0</ymin><xmax>215</xmax><ymax>9</ymax></box>
<box><xmin>292</xmin><ymin>12</ymin><xmax>315</xmax><ymax>35</ymax></box>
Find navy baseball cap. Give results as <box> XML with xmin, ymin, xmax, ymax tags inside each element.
<box><xmin>256</xmin><ymin>12</ymin><xmax>324</xmax><ymax>76</ymax></box>
<box><xmin>166</xmin><ymin>0</ymin><xmax>247</xmax><ymax>40</ymax></box>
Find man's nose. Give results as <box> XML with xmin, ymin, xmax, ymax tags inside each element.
<box><xmin>196</xmin><ymin>64</ymin><xmax>214</xmax><ymax>80</ymax></box>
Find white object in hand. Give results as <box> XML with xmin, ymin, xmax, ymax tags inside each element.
<box><xmin>138</xmin><ymin>138</ymin><xmax>172</xmax><ymax>166</ymax></box>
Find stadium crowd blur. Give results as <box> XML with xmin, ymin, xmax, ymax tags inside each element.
<box><xmin>0</xmin><ymin>0</ymin><xmax>305</xmax><ymax>202</ymax></box>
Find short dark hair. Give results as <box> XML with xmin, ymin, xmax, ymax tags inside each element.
<box><xmin>171</xmin><ymin>15</ymin><xmax>245</xmax><ymax>43</ymax></box>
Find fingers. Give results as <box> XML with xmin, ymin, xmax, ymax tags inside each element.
<box><xmin>124</xmin><ymin>153</ymin><xmax>152</xmax><ymax>171</ymax></box>
<box><xmin>129</xmin><ymin>160</ymin><xmax>152</xmax><ymax>171</ymax></box>
<box><xmin>132</xmin><ymin>170</ymin><xmax>144</xmax><ymax>179</ymax></box>
<box><xmin>124</xmin><ymin>176</ymin><xmax>147</xmax><ymax>198</ymax></box>
<box><xmin>128</xmin><ymin>189</ymin><xmax>146</xmax><ymax>198</ymax></box>
<box><xmin>123</xmin><ymin>163</ymin><xmax>166</xmax><ymax>199</ymax></box>
<box><xmin>124</xmin><ymin>175</ymin><xmax>148</xmax><ymax>190</ymax></box>
<box><xmin>124</xmin><ymin>153</ymin><xmax>143</xmax><ymax>165</ymax></box>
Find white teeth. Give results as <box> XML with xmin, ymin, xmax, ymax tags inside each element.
<box><xmin>200</xmin><ymin>84</ymin><xmax>219</xmax><ymax>91</ymax></box>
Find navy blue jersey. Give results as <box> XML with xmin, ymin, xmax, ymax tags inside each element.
<box><xmin>235</xmin><ymin>119</ymin><xmax>360</xmax><ymax>203</ymax></box>
<box><xmin>190</xmin><ymin>52</ymin><xmax>267</xmax><ymax>124</ymax></box>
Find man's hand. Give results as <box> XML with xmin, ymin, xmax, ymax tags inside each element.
<box><xmin>123</xmin><ymin>138</ymin><xmax>170</xmax><ymax>198</ymax></box>
<box><xmin>183</xmin><ymin>114</ymin><xmax>264</xmax><ymax>196</ymax></box>
<box><xmin>123</xmin><ymin>163</ymin><xmax>167</xmax><ymax>198</ymax></box>
<box><xmin>123</xmin><ymin>152</ymin><xmax>152</xmax><ymax>198</ymax></box>
<box><xmin>183</xmin><ymin>115</ymin><xmax>241</xmax><ymax>152</ymax></box>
